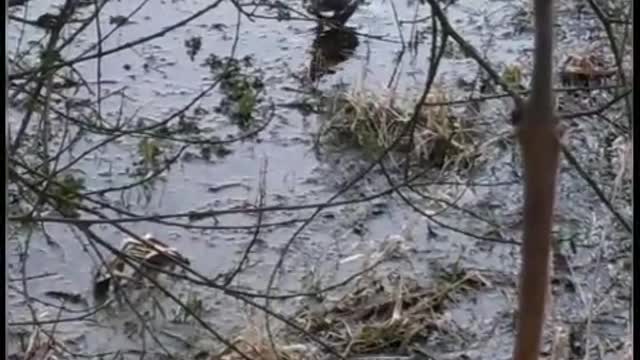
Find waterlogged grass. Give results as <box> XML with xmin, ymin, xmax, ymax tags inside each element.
<box><xmin>317</xmin><ymin>86</ymin><xmax>481</xmax><ymax>172</ymax></box>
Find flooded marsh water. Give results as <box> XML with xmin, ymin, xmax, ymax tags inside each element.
<box><xmin>7</xmin><ymin>0</ymin><xmax>632</xmax><ymax>358</ymax></box>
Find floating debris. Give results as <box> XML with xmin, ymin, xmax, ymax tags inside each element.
<box><xmin>93</xmin><ymin>233</ymin><xmax>190</xmax><ymax>304</ymax></box>
<box><xmin>560</xmin><ymin>54</ymin><xmax>616</xmax><ymax>87</ymax></box>
<box><xmin>44</xmin><ymin>290</ymin><xmax>87</xmax><ymax>306</ymax></box>
<box><xmin>109</xmin><ymin>15</ymin><xmax>136</xmax><ymax>26</ymax></box>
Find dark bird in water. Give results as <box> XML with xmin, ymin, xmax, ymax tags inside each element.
<box><xmin>305</xmin><ymin>0</ymin><xmax>361</xmax><ymax>26</ymax></box>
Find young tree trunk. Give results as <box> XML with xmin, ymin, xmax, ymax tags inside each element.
<box><xmin>5</xmin><ymin>64</ymin><xmax>9</xmax><ymax>348</ymax></box>
<box><xmin>512</xmin><ymin>0</ymin><xmax>562</xmax><ymax>359</ymax></box>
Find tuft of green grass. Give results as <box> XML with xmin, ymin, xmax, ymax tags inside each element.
<box><xmin>172</xmin><ymin>290</ymin><xmax>206</xmax><ymax>324</ymax></box>
<box><xmin>502</xmin><ymin>64</ymin><xmax>525</xmax><ymax>91</ymax></box>
<box><xmin>50</xmin><ymin>173</ymin><xmax>86</xmax><ymax>217</ymax></box>
<box><xmin>205</xmin><ymin>54</ymin><xmax>265</xmax><ymax>128</ymax></box>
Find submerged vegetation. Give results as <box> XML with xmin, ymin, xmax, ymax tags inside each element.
<box><xmin>205</xmin><ymin>54</ymin><xmax>266</xmax><ymax>128</ymax></box>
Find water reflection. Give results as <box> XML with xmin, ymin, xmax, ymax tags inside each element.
<box><xmin>308</xmin><ymin>27</ymin><xmax>360</xmax><ymax>82</ymax></box>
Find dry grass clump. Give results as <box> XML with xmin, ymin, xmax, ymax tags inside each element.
<box><xmin>216</xmin><ymin>334</ymin><xmax>318</xmax><ymax>360</ymax></box>
<box><xmin>318</xmin><ymin>86</ymin><xmax>480</xmax><ymax>171</ymax></box>
<box><xmin>212</xmin><ymin>268</ymin><xmax>488</xmax><ymax>360</ymax></box>
<box><xmin>294</xmin><ymin>269</ymin><xmax>489</xmax><ymax>356</ymax></box>
<box><xmin>214</xmin><ymin>312</ymin><xmax>322</xmax><ymax>360</ymax></box>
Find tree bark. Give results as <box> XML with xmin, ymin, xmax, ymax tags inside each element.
<box><xmin>512</xmin><ymin>0</ymin><xmax>562</xmax><ymax>359</ymax></box>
